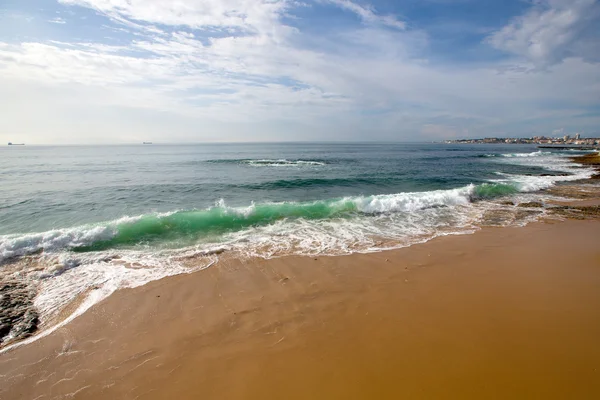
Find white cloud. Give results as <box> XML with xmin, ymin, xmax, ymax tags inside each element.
<box><xmin>0</xmin><ymin>42</ymin><xmax>173</xmax><ymax>86</ymax></box>
<box><xmin>58</xmin><ymin>0</ymin><xmax>290</xmax><ymax>34</ymax></box>
<box><xmin>48</xmin><ymin>17</ymin><xmax>67</xmax><ymax>24</ymax></box>
<box><xmin>321</xmin><ymin>0</ymin><xmax>405</xmax><ymax>29</ymax></box>
<box><xmin>488</xmin><ymin>0</ymin><xmax>600</xmax><ymax>67</ymax></box>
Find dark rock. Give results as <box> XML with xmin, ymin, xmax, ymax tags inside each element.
<box><xmin>0</xmin><ymin>281</ymin><xmax>39</xmax><ymax>345</ymax></box>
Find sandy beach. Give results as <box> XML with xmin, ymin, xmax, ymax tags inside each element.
<box><xmin>1</xmin><ymin>215</ymin><xmax>600</xmax><ymax>399</ymax></box>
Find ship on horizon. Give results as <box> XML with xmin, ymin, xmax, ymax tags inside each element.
<box><xmin>8</xmin><ymin>142</ymin><xmax>25</xmax><ymax>146</ymax></box>
<box><xmin>143</xmin><ymin>142</ymin><xmax>153</xmax><ymax>145</ymax></box>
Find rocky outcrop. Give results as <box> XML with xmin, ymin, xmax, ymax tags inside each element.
<box><xmin>0</xmin><ymin>281</ymin><xmax>39</xmax><ymax>346</ymax></box>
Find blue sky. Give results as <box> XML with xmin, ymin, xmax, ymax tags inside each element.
<box><xmin>1</xmin><ymin>0</ymin><xmax>599</xmax><ymax>143</ymax></box>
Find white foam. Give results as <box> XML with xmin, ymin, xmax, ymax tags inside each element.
<box><xmin>244</xmin><ymin>159</ymin><xmax>326</xmax><ymax>167</ymax></box>
<box><xmin>222</xmin><ymin>202</ymin><xmax>482</xmax><ymax>259</ymax></box>
<box><xmin>501</xmin><ymin>151</ymin><xmax>552</xmax><ymax>158</ymax></box>
<box><xmin>490</xmin><ymin>151</ymin><xmax>595</xmax><ymax>192</ymax></box>
<box><xmin>0</xmin><ymin>226</ymin><xmax>115</xmax><ymax>263</ymax></box>
<box><xmin>0</xmin><ymin>215</ymin><xmax>145</xmax><ymax>263</ymax></box>
<box><xmin>214</xmin><ymin>198</ymin><xmax>257</xmax><ymax>217</ymax></box>
<box><xmin>495</xmin><ymin>171</ymin><xmax>593</xmax><ymax>192</ymax></box>
<box><xmin>348</xmin><ymin>185</ymin><xmax>474</xmax><ymax>213</ymax></box>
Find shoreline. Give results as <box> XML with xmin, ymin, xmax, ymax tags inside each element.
<box><xmin>2</xmin><ymin>194</ymin><xmax>599</xmax><ymax>353</ymax></box>
<box><xmin>2</xmin><ymin>217</ymin><xmax>600</xmax><ymax>399</ymax></box>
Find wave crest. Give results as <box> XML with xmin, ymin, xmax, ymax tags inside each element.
<box><xmin>205</xmin><ymin>158</ymin><xmax>327</xmax><ymax>166</ymax></box>
<box><xmin>0</xmin><ymin>186</ymin><xmax>480</xmax><ymax>260</ymax></box>
<box><xmin>483</xmin><ymin>151</ymin><xmax>552</xmax><ymax>158</ymax></box>
<box><xmin>244</xmin><ymin>159</ymin><xmax>326</xmax><ymax>166</ymax></box>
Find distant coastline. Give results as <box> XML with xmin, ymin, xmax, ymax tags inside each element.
<box><xmin>444</xmin><ymin>136</ymin><xmax>599</xmax><ymax>147</ymax></box>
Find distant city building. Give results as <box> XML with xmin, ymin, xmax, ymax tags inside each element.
<box><xmin>443</xmin><ymin>136</ymin><xmax>599</xmax><ymax>148</ymax></box>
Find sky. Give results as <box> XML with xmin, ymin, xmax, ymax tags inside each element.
<box><xmin>0</xmin><ymin>0</ymin><xmax>599</xmax><ymax>144</ymax></box>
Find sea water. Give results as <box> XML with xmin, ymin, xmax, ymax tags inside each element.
<box><xmin>0</xmin><ymin>143</ymin><xmax>596</xmax><ymax>346</ymax></box>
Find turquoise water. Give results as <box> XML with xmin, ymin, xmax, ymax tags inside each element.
<box><xmin>0</xmin><ymin>143</ymin><xmax>596</xmax><ymax>345</ymax></box>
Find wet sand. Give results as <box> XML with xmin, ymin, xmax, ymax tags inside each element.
<box><xmin>1</xmin><ymin>218</ymin><xmax>600</xmax><ymax>399</ymax></box>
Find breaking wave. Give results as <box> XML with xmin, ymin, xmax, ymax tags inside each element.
<box><xmin>206</xmin><ymin>159</ymin><xmax>327</xmax><ymax>167</ymax></box>
<box><xmin>1</xmin><ymin>187</ymin><xmax>477</xmax><ymax>261</ymax></box>
<box><xmin>483</xmin><ymin>151</ymin><xmax>552</xmax><ymax>158</ymax></box>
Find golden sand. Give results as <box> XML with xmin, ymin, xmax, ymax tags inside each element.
<box><xmin>1</xmin><ymin>218</ymin><xmax>600</xmax><ymax>399</ymax></box>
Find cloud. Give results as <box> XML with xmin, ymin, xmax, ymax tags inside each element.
<box><xmin>487</xmin><ymin>0</ymin><xmax>600</xmax><ymax>67</ymax></box>
<box><xmin>58</xmin><ymin>0</ymin><xmax>290</xmax><ymax>34</ymax></box>
<box><xmin>48</xmin><ymin>17</ymin><xmax>67</xmax><ymax>24</ymax></box>
<box><xmin>0</xmin><ymin>42</ymin><xmax>173</xmax><ymax>86</ymax></box>
<box><xmin>320</xmin><ymin>0</ymin><xmax>405</xmax><ymax>29</ymax></box>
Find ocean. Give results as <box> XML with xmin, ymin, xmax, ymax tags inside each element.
<box><xmin>0</xmin><ymin>143</ymin><xmax>596</xmax><ymax>346</ymax></box>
